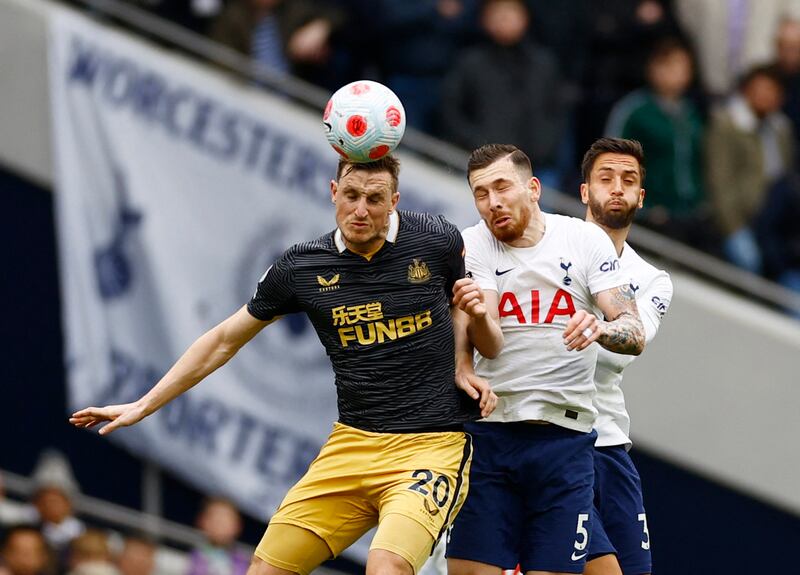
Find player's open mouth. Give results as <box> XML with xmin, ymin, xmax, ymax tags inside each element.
<box><xmin>493</xmin><ymin>216</ymin><xmax>512</xmax><ymax>227</ymax></box>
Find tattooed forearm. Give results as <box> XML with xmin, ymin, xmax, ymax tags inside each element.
<box><xmin>597</xmin><ymin>311</ymin><xmax>645</xmax><ymax>355</ymax></box>
<box><xmin>593</xmin><ymin>283</ymin><xmax>645</xmax><ymax>355</ymax></box>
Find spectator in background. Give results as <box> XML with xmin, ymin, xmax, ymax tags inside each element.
<box><xmin>576</xmin><ymin>0</ymin><xmax>680</xmax><ymax>164</ymax></box>
<box><xmin>706</xmin><ymin>65</ymin><xmax>795</xmax><ymax>273</ymax></box>
<box><xmin>756</xmin><ymin>174</ymin><xmax>800</xmax><ymax>306</ymax></box>
<box><xmin>523</xmin><ymin>0</ymin><xmax>591</xmax><ymax>184</ymax></box>
<box><xmin>374</xmin><ymin>0</ymin><xmax>479</xmax><ymax>133</ymax></box>
<box><xmin>0</xmin><ymin>525</ymin><xmax>51</xmax><ymax>575</ymax></box>
<box><xmin>116</xmin><ymin>535</ymin><xmax>156</xmax><ymax>575</ymax></box>
<box><xmin>675</xmin><ymin>0</ymin><xmax>800</xmax><ymax>98</ymax></box>
<box><xmin>210</xmin><ymin>0</ymin><xmax>348</xmax><ymax>89</ymax></box>
<box><xmin>525</xmin><ymin>0</ymin><xmax>590</xmax><ymax>89</ymax></box>
<box><xmin>0</xmin><ymin>475</ymin><xmax>31</xmax><ymax>527</ymax></box>
<box><xmin>186</xmin><ymin>498</ymin><xmax>248</xmax><ymax>575</ymax></box>
<box><xmin>775</xmin><ymin>18</ymin><xmax>800</xmax><ymax>145</ymax></box>
<box><xmin>66</xmin><ymin>531</ymin><xmax>120</xmax><ymax>575</ymax></box>
<box><xmin>123</xmin><ymin>0</ymin><xmax>224</xmax><ymax>35</ymax></box>
<box><xmin>441</xmin><ymin>0</ymin><xmax>566</xmax><ymax>187</ymax></box>
<box><xmin>606</xmin><ymin>38</ymin><xmax>708</xmax><ymax>245</ymax></box>
<box><xmin>28</xmin><ymin>451</ymin><xmax>85</xmax><ymax>557</ymax></box>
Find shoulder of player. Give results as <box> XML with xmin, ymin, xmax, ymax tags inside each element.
<box><xmin>461</xmin><ymin>218</ymin><xmax>488</xmax><ymax>239</ymax></box>
<box><xmin>622</xmin><ymin>244</ymin><xmax>673</xmax><ymax>299</ymax></box>
<box><xmin>282</xmin><ymin>232</ymin><xmax>336</xmax><ymax>260</ymax></box>
<box><xmin>546</xmin><ymin>212</ymin><xmax>596</xmax><ymax>235</ymax></box>
<box><xmin>460</xmin><ymin>219</ymin><xmax>498</xmax><ymax>252</ymax></box>
<box><xmin>549</xmin><ymin>214</ymin><xmax>616</xmax><ymax>249</ymax></box>
<box><xmin>399</xmin><ymin>210</ymin><xmax>460</xmax><ymax>239</ymax></box>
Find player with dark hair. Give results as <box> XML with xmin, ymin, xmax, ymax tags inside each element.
<box><xmin>580</xmin><ymin>138</ymin><xmax>672</xmax><ymax>575</ymax></box>
<box><xmin>446</xmin><ymin>143</ymin><xmax>645</xmax><ymax>575</ymax></box>
<box><xmin>71</xmin><ymin>155</ymin><xmax>496</xmax><ymax>575</ymax></box>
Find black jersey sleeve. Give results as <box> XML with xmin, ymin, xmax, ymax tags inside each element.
<box><xmin>441</xmin><ymin>217</ymin><xmax>466</xmax><ymax>299</ymax></box>
<box><xmin>247</xmin><ymin>248</ymin><xmax>300</xmax><ymax>321</ymax></box>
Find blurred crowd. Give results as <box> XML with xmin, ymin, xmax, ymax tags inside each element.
<box><xmin>0</xmin><ymin>452</ymin><xmax>250</xmax><ymax>575</ymax></box>
<box><xmin>93</xmin><ymin>0</ymin><xmax>800</xmax><ymax>293</ymax></box>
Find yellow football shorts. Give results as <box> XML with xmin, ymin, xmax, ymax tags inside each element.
<box><xmin>255</xmin><ymin>422</ymin><xmax>472</xmax><ymax>573</ymax></box>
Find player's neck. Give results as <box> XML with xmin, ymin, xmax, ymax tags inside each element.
<box><xmin>598</xmin><ymin>223</ymin><xmax>629</xmax><ymax>256</ymax></box>
<box><xmin>347</xmin><ymin>238</ymin><xmax>386</xmax><ymax>260</ymax></box>
<box><xmin>584</xmin><ymin>210</ymin><xmax>629</xmax><ymax>255</ymax></box>
<box><xmin>505</xmin><ymin>207</ymin><xmax>545</xmax><ymax>248</ymax></box>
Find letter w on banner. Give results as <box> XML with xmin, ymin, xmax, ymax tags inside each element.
<box><xmin>48</xmin><ymin>6</ymin><xmax>476</xmax><ymax>562</ymax></box>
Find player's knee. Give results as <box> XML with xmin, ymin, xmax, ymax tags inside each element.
<box><xmin>366</xmin><ymin>549</ymin><xmax>414</xmax><ymax>575</ymax></box>
<box><xmin>246</xmin><ymin>555</ymin><xmax>298</xmax><ymax>575</ymax></box>
<box><xmin>446</xmin><ymin>558</ymin><xmax>503</xmax><ymax>575</ymax></box>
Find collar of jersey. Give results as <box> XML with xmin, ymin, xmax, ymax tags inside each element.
<box><xmin>334</xmin><ymin>210</ymin><xmax>400</xmax><ymax>253</ymax></box>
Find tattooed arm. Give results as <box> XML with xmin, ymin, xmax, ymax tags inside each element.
<box><xmin>594</xmin><ymin>283</ymin><xmax>645</xmax><ymax>355</ymax></box>
<box><xmin>562</xmin><ymin>283</ymin><xmax>645</xmax><ymax>355</ymax></box>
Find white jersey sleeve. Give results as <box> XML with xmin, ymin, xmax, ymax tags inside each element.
<box><xmin>462</xmin><ymin>222</ymin><xmax>498</xmax><ymax>292</ymax></box>
<box><xmin>593</xmin><ymin>245</ymin><xmax>673</xmax><ymax>448</ymax></box>
<box><xmin>582</xmin><ymin>221</ymin><xmax>628</xmax><ymax>296</ymax></box>
<box><xmin>639</xmin><ymin>272</ymin><xmax>673</xmax><ymax>344</ymax></box>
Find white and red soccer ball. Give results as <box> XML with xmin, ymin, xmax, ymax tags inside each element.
<box><xmin>323</xmin><ymin>80</ymin><xmax>406</xmax><ymax>163</ymax></box>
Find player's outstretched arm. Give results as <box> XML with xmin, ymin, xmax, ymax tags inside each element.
<box><xmin>452</xmin><ymin>306</ymin><xmax>498</xmax><ymax>418</ymax></box>
<box><xmin>452</xmin><ymin>278</ymin><xmax>503</xmax><ymax>359</ymax></box>
<box><xmin>70</xmin><ymin>305</ymin><xmax>272</xmax><ymax>435</ymax></box>
<box><xmin>562</xmin><ymin>284</ymin><xmax>645</xmax><ymax>355</ymax></box>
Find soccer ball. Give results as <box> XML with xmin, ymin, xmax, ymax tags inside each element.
<box><xmin>323</xmin><ymin>80</ymin><xmax>406</xmax><ymax>163</ymax></box>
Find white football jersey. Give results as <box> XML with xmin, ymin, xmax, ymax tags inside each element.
<box><xmin>463</xmin><ymin>213</ymin><xmax>627</xmax><ymax>432</ymax></box>
<box><xmin>594</xmin><ymin>242</ymin><xmax>672</xmax><ymax>448</ymax></box>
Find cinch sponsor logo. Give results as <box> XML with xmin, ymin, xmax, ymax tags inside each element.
<box><xmin>499</xmin><ymin>289</ymin><xmax>576</xmax><ymax>324</ymax></box>
<box><xmin>651</xmin><ymin>295</ymin><xmax>667</xmax><ymax>317</ymax></box>
<box><xmin>600</xmin><ymin>258</ymin><xmax>620</xmax><ymax>272</ymax></box>
<box><xmin>332</xmin><ymin>302</ymin><xmax>433</xmax><ymax>347</ymax></box>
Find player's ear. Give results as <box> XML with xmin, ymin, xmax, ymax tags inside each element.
<box><xmin>528</xmin><ymin>177</ymin><xmax>541</xmax><ymax>202</ymax></box>
<box><xmin>389</xmin><ymin>191</ymin><xmax>400</xmax><ymax>212</ymax></box>
<box><xmin>330</xmin><ymin>179</ymin><xmax>337</xmax><ymax>203</ymax></box>
<box><xmin>579</xmin><ymin>183</ymin><xmax>590</xmax><ymax>205</ymax></box>
<box><xmin>638</xmin><ymin>187</ymin><xmax>645</xmax><ymax>209</ymax></box>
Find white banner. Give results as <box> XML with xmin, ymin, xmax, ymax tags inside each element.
<box><xmin>49</xmin><ymin>8</ymin><xmax>477</xmax><ymax>561</ymax></box>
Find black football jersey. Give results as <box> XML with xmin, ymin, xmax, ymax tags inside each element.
<box><xmin>247</xmin><ymin>210</ymin><xmax>480</xmax><ymax>432</ymax></box>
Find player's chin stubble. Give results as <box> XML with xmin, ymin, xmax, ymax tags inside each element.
<box><xmin>490</xmin><ymin>207</ymin><xmax>531</xmax><ymax>243</ymax></box>
<box><xmin>589</xmin><ymin>195</ymin><xmax>638</xmax><ymax>230</ymax></box>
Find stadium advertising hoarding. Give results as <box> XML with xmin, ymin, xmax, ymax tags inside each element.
<box><xmin>49</xmin><ymin>8</ymin><xmax>476</xmax><ymax>560</ymax></box>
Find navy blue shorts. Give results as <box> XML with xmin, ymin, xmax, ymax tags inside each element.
<box><xmin>446</xmin><ymin>422</ymin><xmax>596</xmax><ymax>573</ymax></box>
<box><xmin>588</xmin><ymin>446</ymin><xmax>652</xmax><ymax>574</ymax></box>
